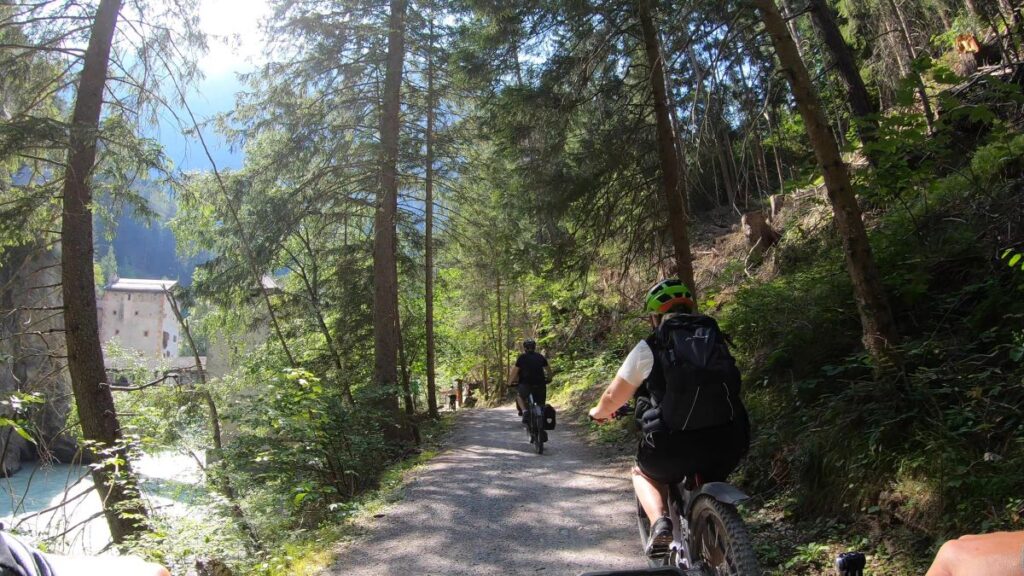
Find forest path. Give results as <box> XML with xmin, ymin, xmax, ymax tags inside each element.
<box><xmin>328</xmin><ymin>405</ymin><xmax>643</xmax><ymax>575</ymax></box>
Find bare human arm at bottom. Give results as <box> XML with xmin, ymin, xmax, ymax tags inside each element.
<box><xmin>589</xmin><ymin>376</ymin><xmax>639</xmax><ymax>421</ymax></box>
<box><xmin>46</xmin><ymin>555</ymin><xmax>169</xmax><ymax>576</ymax></box>
<box><xmin>925</xmin><ymin>531</ymin><xmax>1024</xmax><ymax>576</ymax></box>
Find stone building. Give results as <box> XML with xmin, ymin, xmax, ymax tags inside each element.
<box><xmin>97</xmin><ymin>278</ymin><xmax>180</xmax><ymax>365</ymax></box>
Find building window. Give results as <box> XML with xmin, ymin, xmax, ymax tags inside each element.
<box><xmin>115</xmin><ymin>329</ymin><xmax>119</xmax><ymax>335</ymax></box>
<box><xmin>144</xmin><ymin>330</ymin><xmax>149</xmax><ymax>337</ymax></box>
<box><xmin>112</xmin><ymin>310</ymin><xmax>117</xmax><ymax>316</ymax></box>
<box><xmin>127</xmin><ymin>293</ymin><xmax>131</xmax><ymax>301</ymax></box>
<box><xmin>173</xmin><ymin>335</ymin><xmax>177</xmax><ymax>343</ymax></box>
<box><xmin>134</xmin><ymin>311</ymin><xmax>139</xmax><ymax>316</ymax></box>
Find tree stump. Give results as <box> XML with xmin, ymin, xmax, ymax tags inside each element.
<box><xmin>769</xmin><ymin>194</ymin><xmax>786</xmax><ymax>222</ymax></box>
<box><xmin>741</xmin><ymin>211</ymin><xmax>781</xmax><ymax>251</ymax></box>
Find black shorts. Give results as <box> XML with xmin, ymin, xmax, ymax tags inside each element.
<box><xmin>517</xmin><ymin>382</ymin><xmax>546</xmax><ymax>407</ymax></box>
<box><xmin>636</xmin><ymin>409</ymin><xmax>750</xmax><ymax>485</ymax></box>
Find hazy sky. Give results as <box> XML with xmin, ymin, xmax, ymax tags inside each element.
<box><xmin>157</xmin><ymin>0</ymin><xmax>272</xmax><ymax>172</ymax></box>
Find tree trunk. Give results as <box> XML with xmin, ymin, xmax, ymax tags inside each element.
<box><xmin>478</xmin><ymin>362</ymin><xmax>486</xmax><ymax>398</ymax></box>
<box><xmin>495</xmin><ymin>274</ymin><xmax>504</xmax><ymax>390</ymax></box>
<box><xmin>753</xmin><ymin>131</ymin><xmax>771</xmax><ymax>196</ymax></box>
<box><xmin>964</xmin><ymin>0</ymin><xmax>980</xmax><ymax>19</ymax></box>
<box><xmin>717</xmin><ymin>126</ymin><xmax>740</xmax><ymax>212</ymax></box>
<box><xmin>373</xmin><ymin>0</ymin><xmax>408</xmax><ymax>436</ymax></box>
<box><xmin>886</xmin><ymin>0</ymin><xmax>935</xmax><ymax>132</ymax></box>
<box><xmin>424</xmin><ymin>11</ymin><xmax>438</xmax><ymax>419</ymax></box>
<box><xmin>60</xmin><ymin>0</ymin><xmax>149</xmax><ymax>545</ymax></box>
<box><xmin>396</xmin><ymin>312</ymin><xmax>415</xmax><ymax>417</ymax></box>
<box><xmin>637</xmin><ymin>0</ymin><xmax>697</xmax><ymax>296</ymax></box>
<box><xmin>780</xmin><ymin>0</ymin><xmax>806</xmax><ymax>59</ymax></box>
<box><xmin>754</xmin><ymin>0</ymin><xmax>901</xmax><ymax>370</ymax></box>
<box><xmin>767</xmin><ymin>107</ymin><xmax>786</xmax><ymax>192</ymax></box>
<box><xmin>395</xmin><ymin>311</ymin><xmax>421</xmax><ymax>444</ymax></box>
<box><xmin>996</xmin><ymin>0</ymin><xmax>1022</xmax><ymax>59</ymax></box>
<box><xmin>504</xmin><ymin>284</ymin><xmax>513</xmax><ymax>373</ymax></box>
<box><xmin>807</xmin><ymin>0</ymin><xmax>880</xmax><ymax>161</ymax></box>
<box><xmin>290</xmin><ymin>240</ymin><xmax>355</xmax><ymax>406</ymax></box>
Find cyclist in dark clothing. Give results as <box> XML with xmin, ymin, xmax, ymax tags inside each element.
<box><xmin>507</xmin><ymin>339</ymin><xmax>551</xmax><ymax>420</ymax></box>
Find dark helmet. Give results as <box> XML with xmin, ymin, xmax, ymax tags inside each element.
<box><xmin>523</xmin><ymin>338</ymin><xmax>536</xmax><ymax>351</ymax></box>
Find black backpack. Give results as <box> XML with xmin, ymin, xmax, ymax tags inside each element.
<box><xmin>645</xmin><ymin>314</ymin><xmax>741</xmax><ymax>432</ymax></box>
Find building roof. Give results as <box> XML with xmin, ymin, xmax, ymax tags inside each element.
<box><xmin>107</xmin><ymin>278</ymin><xmax>177</xmax><ymax>293</ymax></box>
<box><xmin>261</xmin><ymin>275</ymin><xmax>280</xmax><ymax>291</ymax></box>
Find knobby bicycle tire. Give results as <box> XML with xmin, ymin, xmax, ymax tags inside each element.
<box><xmin>688</xmin><ymin>495</ymin><xmax>761</xmax><ymax>576</ymax></box>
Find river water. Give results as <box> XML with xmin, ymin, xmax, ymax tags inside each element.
<box><xmin>0</xmin><ymin>452</ymin><xmax>205</xmax><ymax>554</ymax></box>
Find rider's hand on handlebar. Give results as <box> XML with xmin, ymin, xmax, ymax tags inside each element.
<box><xmin>588</xmin><ymin>406</ymin><xmax>613</xmax><ymax>423</ymax></box>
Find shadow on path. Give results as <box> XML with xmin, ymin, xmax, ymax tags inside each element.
<box><xmin>329</xmin><ymin>406</ymin><xmax>645</xmax><ymax>576</ymax></box>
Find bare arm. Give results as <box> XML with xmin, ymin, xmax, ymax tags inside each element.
<box><xmin>589</xmin><ymin>375</ymin><xmax>639</xmax><ymax>421</ymax></box>
<box><xmin>46</xmin><ymin>555</ymin><xmax>170</xmax><ymax>576</ymax></box>
<box><xmin>543</xmin><ymin>364</ymin><xmax>553</xmax><ymax>382</ymax></box>
<box><xmin>925</xmin><ymin>531</ymin><xmax>1024</xmax><ymax>576</ymax></box>
<box><xmin>507</xmin><ymin>365</ymin><xmax>519</xmax><ymax>387</ymax></box>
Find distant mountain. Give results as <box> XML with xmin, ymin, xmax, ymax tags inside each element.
<box><xmin>92</xmin><ymin>71</ymin><xmax>245</xmax><ymax>286</ymax></box>
<box><xmin>95</xmin><ymin>184</ymin><xmax>203</xmax><ymax>286</ymax></box>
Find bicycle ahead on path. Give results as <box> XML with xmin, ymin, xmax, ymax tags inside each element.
<box><xmin>524</xmin><ymin>392</ymin><xmax>546</xmax><ymax>454</ymax></box>
<box><xmin>510</xmin><ymin>382</ymin><xmax>547</xmax><ymax>454</ymax></box>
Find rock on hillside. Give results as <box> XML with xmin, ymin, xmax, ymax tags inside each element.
<box><xmin>0</xmin><ymin>245</ymin><xmax>78</xmax><ymax>475</ymax></box>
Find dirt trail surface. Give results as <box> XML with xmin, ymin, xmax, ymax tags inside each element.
<box><xmin>329</xmin><ymin>406</ymin><xmax>644</xmax><ymax>575</ymax></box>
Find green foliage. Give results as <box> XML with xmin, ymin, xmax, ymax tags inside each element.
<box><xmin>731</xmin><ymin>96</ymin><xmax>1024</xmax><ymax>544</ymax></box>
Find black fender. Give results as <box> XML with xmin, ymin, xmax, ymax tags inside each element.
<box><xmin>683</xmin><ymin>482</ymin><xmax>750</xmax><ymax>518</ymax></box>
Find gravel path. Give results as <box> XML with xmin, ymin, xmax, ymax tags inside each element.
<box><xmin>329</xmin><ymin>406</ymin><xmax>645</xmax><ymax>575</ymax></box>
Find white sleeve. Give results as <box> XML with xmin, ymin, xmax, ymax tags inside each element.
<box><xmin>615</xmin><ymin>340</ymin><xmax>654</xmax><ymax>387</ymax></box>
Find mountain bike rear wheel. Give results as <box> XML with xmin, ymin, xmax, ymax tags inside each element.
<box><xmin>533</xmin><ymin>409</ymin><xmax>544</xmax><ymax>454</ymax></box>
<box><xmin>688</xmin><ymin>495</ymin><xmax>760</xmax><ymax>576</ymax></box>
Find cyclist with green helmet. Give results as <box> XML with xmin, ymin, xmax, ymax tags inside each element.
<box><xmin>589</xmin><ymin>278</ymin><xmax>750</xmax><ymax>558</ymax></box>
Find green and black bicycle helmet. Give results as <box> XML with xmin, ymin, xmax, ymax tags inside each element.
<box><xmin>645</xmin><ymin>278</ymin><xmax>695</xmax><ymax>314</ymax></box>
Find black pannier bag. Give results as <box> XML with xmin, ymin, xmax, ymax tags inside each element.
<box><xmin>543</xmin><ymin>404</ymin><xmax>557</xmax><ymax>430</ymax></box>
